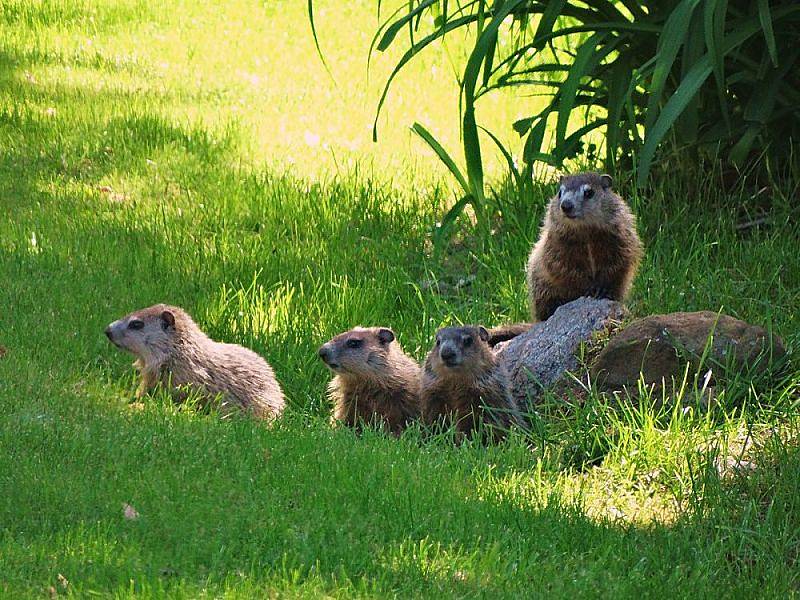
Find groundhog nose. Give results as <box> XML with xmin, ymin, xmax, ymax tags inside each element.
<box><xmin>560</xmin><ymin>199</ymin><xmax>576</xmax><ymax>215</ymax></box>
<box><xmin>440</xmin><ymin>348</ymin><xmax>456</xmax><ymax>361</ymax></box>
<box><xmin>104</xmin><ymin>326</ymin><xmax>113</xmax><ymax>340</ymax></box>
<box><xmin>318</xmin><ymin>346</ymin><xmax>331</xmax><ymax>362</ymax></box>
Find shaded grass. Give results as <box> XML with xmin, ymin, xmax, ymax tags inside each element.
<box><xmin>1</xmin><ymin>0</ymin><xmax>799</xmax><ymax>597</ymax></box>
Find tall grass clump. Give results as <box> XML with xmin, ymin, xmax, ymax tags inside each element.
<box><xmin>309</xmin><ymin>0</ymin><xmax>800</xmax><ymax>242</ymax></box>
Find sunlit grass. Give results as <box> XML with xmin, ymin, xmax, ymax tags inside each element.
<box><xmin>1</xmin><ymin>0</ymin><xmax>547</xmax><ymax>183</ymax></box>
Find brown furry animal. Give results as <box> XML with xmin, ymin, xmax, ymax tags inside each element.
<box><xmin>486</xmin><ymin>323</ymin><xmax>533</xmax><ymax>346</ymax></box>
<box><xmin>527</xmin><ymin>173</ymin><xmax>642</xmax><ymax>321</ymax></box>
<box><xmin>318</xmin><ymin>327</ymin><xmax>421</xmax><ymax>435</ymax></box>
<box><xmin>105</xmin><ymin>304</ymin><xmax>285</xmax><ymax>419</ymax></box>
<box><xmin>420</xmin><ymin>326</ymin><xmax>524</xmax><ymax>441</ymax></box>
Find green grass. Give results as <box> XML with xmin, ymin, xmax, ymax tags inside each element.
<box><xmin>1</xmin><ymin>0</ymin><xmax>799</xmax><ymax>597</ymax></box>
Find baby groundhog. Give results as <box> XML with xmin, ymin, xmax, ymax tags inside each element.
<box><xmin>318</xmin><ymin>327</ymin><xmax>421</xmax><ymax>436</ymax></box>
<box><xmin>420</xmin><ymin>326</ymin><xmax>524</xmax><ymax>441</ymax></box>
<box><xmin>105</xmin><ymin>304</ymin><xmax>285</xmax><ymax>420</ymax></box>
<box><xmin>527</xmin><ymin>173</ymin><xmax>642</xmax><ymax>321</ymax></box>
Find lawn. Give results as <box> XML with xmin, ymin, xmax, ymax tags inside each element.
<box><xmin>1</xmin><ymin>0</ymin><xmax>799</xmax><ymax>597</ymax></box>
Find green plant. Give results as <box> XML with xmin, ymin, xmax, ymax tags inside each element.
<box><xmin>351</xmin><ymin>0</ymin><xmax>800</xmax><ymax>243</ymax></box>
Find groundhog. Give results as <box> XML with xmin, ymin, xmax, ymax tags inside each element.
<box><xmin>527</xmin><ymin>172</ymin><xmax>642</xmax><ymax>321</ymax></box>
<box><xmin>420</xmin><ymin>326</ymin><xmax>524</xmax><ymax>441</ymax></box>
<box><xmin>318</xmin><ymin>327</ymin><xmax>421</xmax><ymax>435</ymax></box>
<box><xmin>486</xmin><ymin>323</ymin><xmax>533</xmax><ymax>346</ymax></box>
<box><xmin>105</xmin><ymin>304</ymin><xmax>285</xmax><ymax>420</ymax></box>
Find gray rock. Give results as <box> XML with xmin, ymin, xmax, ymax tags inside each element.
<box><xmin>494</xmin><ymin>297</ymin><xmax>628</xmax><ymax>407</ymax></box>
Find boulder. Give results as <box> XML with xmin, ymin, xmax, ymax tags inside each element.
<box><xmin>590</xmin><ymin>311</ymin><xmax>786</xmax><ymax>391</ymax></box>
<box><xmin>495</xmin><ymin>297</ymin><xmax>628</xmax><ymax>407</ymax></box>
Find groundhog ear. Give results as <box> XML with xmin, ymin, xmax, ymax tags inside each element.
<box><xmin>600</xmin><ymin>174</ymin><xmax>613</xmax><ymax>190</ymax></box>
<box><xmin>377</xmin><ymin>328</ymin><xmax>395</xmax><ymax>344</ymax></box>
<box><xmin>161</xmin><ymin>310</ymin><xmax>176</xmax><ymax>330</ymax></box>
<box><xmin>478</xmin><ymin>326</ymin><xmax>490</xmax><ymax>342</ymax></box>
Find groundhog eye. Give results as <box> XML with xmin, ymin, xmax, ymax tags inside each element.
<box><xmin>128</xmin><ymin>319</ymin><xmax>144</xmax><ymax>330</ymax></box>
<box><xmin>584</xmin><ymin>188</ymin><xmax>595</xmax><ymax>199</ymax></box>
<box><xmin>435</xmin><ymin>339</ymin><xmax>440</xmax><ymax>346</ymax></box>
<box><xmin>463</xmin><ymin>336</ymin><xmax>472</xmax><ymax>347</ymax></box>
<box><xmin>346</xmin><ymin>339</ymin><xmax>362</xmax><ymax>349</ymax></box>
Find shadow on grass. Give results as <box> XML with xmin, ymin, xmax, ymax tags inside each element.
<box><xmin>0</xmin><ymin>407</ymin><xmax>797</xmax><ymax>596</ymax></box>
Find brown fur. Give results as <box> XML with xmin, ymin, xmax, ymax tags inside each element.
<box><xmin>527</xmin><ymin>172</ymin><xmax>643</xmax><ymax>321</ymax></box>
<box><xmin>420</xmin><ymin>326</ymin><xmax>524</xmax><ymax>441</ymax></box>
<box><xmin>486</xmin><ymin>323</ymin><xmax>533</xmax><ymax>346</ymax></box>
<box><xmin>318</xmin><ymin>327</ymin><xmax>421</xmax><ymax>436</ymax></box>
<box><xmin>105</xmin><ymin>304</ymin><xmax>285</xmax><ymax>419</ymax></box>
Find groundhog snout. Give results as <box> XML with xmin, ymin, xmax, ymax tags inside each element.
<box><xmin>439</xmin><ymin>345</ymin><xmax>461</xmax><ymax>367</ymax></box>
<box><xmin>560</xmin><ymin>198</ymin><xmax>577</xmax><ymax>217</ymax></box>
<box><xmin>104</xmin><ymin>326</ymin><xmax>113</xmax><ymax>340</ymax></box>
<box><xmin>318</xmin><ymin>345</ymin><xmax>339</xmax><ymax>368</ymax></box>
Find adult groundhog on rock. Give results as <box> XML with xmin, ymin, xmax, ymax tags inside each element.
<box><xmin>105</xmin><ymin>304</ymin><xmax>285</xmax><ymax>420</ymax></box>
<box><xmin>318</xmin><ymin>327</ymin><xmax>421</xmax><ymax>436</ymax></box>
<box><xmin>420</xmin><ymin>326</ymin><xmax>524</xmax><ymax>442</ymax></box>
<box><xmin>527</xmin><ymin>173</ymin><xmax>642</xmax><ymax>321</ymax></box>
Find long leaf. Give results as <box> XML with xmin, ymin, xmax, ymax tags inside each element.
<box><xmin>677</xmin><ymin>7</ymin><xmax>705</xmax><ymax>143</ymax></box>
<box><xmin>490</xmin><ymin>21</ymin><xmax>662</xmax><ymax>80</ymax></box>
<box><xmin>522</xmin><ymin>113</ymin><xmax>550</xmax><ymax>164</ymax></box>
<box><xmin>644</xmin><ymin>0</ymin><xmax>700</xmax><ymax>134</ymax></box>
<box><xmin>704</xmin><ymin>0</ymin><xmax>730</xmax><ymax>130</ymax></box>
<box><xmin>555</xmin><ymin>32</ymin><xmax>612</xmax><ymax>147</ymax></box>
<box><xmin>411</xmin><ymin>122</ymin><xmax>470</xmax><ymax>196</ymax></box>
<box><xmin>433</xmin><ymin>195</ymin><xmax>473</xmax><ymax>247</ymax></box>
<box><xmin>606</xmin><ymin>60</ymin><xmax>632</xmax><ymax>167</ymax></box>
<box><xmin>306</xmin><ymin>0</ymin><xmax>333</xmax><ymax>77</ymax></box>
<box><xmin>757</xmin><ymin>0</ymin><xmax>778</xmax><ymax>67</ymax></box>
<box><xmin>638</xmin><ymin>6</ymin><xmax>800</xmax><ymax>185</ymax></box>
<box><xmin>532</xmin><ymin>0</ymin><xmax>567</xmax><ymax>51</ymax></box>
<box><xmin>376</xmin><ymin>0</ymin><xmax>439</xmax><ymax>51</ymax></box>
<box><xmin>461</xmin><ymin>0</ymin><xmax>528</xmax><ymax>202</ymax></box>
<box><xmin>480</xmin><ymin>126</ymin><xmax>521</xmax><ymax>186</ymax></box>
<box><xmin>373</xmin><ymin>14</ymin><xmax>478</xmax><ymax>141</ymax></box>
<box><xmin>639</xmin><ymin>60</ymin><xmax>713</xmax><ymax>185</ymax></box>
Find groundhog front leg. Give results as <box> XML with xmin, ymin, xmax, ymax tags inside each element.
<box><xmin>587</xmin><ymin>268</ymin><xmax>628</xmax><ymax>301</ymax></box>
<box><xmin>332</xmin><ymin>397</ymin><xmax>361</xmax><ymax>431</ymax></box>
<box><xmin>586</xmin><ymin>285</ymin><xmax>613</xmax><ymax>300</ymax></box>
<box><xmin>136</xmin><ymin>364</ymin><xmax>160</xmax><ymax>399</ymax></box>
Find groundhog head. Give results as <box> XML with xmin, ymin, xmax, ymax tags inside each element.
<box><xmin>553</xmin><ymin>172</ymin><xmax>615</xmax><ymax>227</ymax></box>
<box><xmin>105</xmin><ymin>304</ymin><xmax>181</xmax><ymax>363</ymax></box>
<box><xmin>318</xmin><ymin>327</ymin><xmax>397</xmax><ymax>378</ymax></box>
<box><xmin>428</xmin><ymin>326</ymin><xmax>491</xmax><ymax>373</ymax></box>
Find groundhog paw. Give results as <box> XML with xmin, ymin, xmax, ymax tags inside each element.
<box><xmin>587</xmin><ymin>286</ymin><xmax>612</xmax><ymax>299</ymax></box>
